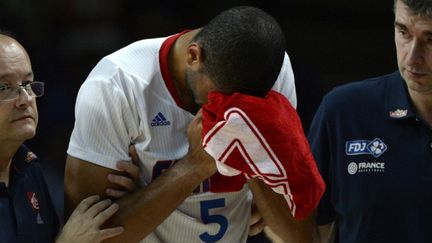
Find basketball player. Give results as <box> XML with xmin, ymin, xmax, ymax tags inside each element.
<box><xmin>66</xmin><ymin>6</ymin><xmax>322</xmax><ymax>242</ymax></box>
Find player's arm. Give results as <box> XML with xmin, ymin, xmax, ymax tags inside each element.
<box><xmin>65</xmin><ymin>156</ymin><xmax>210</xmax><ymax>242</ymax></box>
<box><xmin>313</xmin><ymin>221</ymin><xmax>336</xmax><ymax>243</ymax></box>
<box><xmin>65</xmin><ymin>111</ymin><xmax>216</xmax><ymax>243</ymax></box>
<box><xmin>248</xmin><ymin>179</ymin><xmax>315</xmax><ymax>243</ymax></box>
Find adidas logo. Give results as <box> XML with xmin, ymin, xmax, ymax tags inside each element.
<box><xmin>151</xmin><ymin>112</ymin><xmax>171</xmax><ymax>127</ymax></box>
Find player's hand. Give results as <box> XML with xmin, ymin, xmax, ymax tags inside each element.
<box><xmin>249</xmin><ymin>202</ymin><xmax>266</xmax><ymax>236</ymax></box>
<box><xmin>56</xmin><ymin>195</ymin><xmax>124</xmax><ymax>243</ymax></box>
<box><xmin>186</xmin><ymin>109</ymin><xmax>217</xmax><ymax>178</ymax></box>
<box><xmin>106</xmin><ymin>145</ymin><xmax>140</xmax><ymax>198</ymax></box>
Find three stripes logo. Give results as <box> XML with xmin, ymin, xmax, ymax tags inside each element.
<box><xmin>151</xmin><ymin>112</ymin><xmax>171</xmax><ymax>127</ymax></box>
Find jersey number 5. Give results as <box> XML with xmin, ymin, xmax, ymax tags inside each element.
<box><xmin>199</xmin><ymin>198</ymin><xmax>228</xmax><ymax>242</ymax></box>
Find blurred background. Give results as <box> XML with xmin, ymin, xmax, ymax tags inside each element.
<box><xmin>1</xmin><ymin>0</ymin><xmax>396</xmax><ymax>241</ymax></box>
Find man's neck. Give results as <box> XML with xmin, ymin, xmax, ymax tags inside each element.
<box><xmin>0</xmin><ymin>141</ymin><xmax>21</xmax><ymax>187</ymax></box>
<box><xmin>409</xmin><ymin>89</ymin><xmax>432</xmax><ymax>128</ymax></box>
<box><xmin>0</xmin><ymin>161</ymin><xmax>11</xmax><ymax>187</ymax></box>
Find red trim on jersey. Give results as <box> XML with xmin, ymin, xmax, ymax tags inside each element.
<box><xmin>159</xmin><ymin>30</ymin><xmax>190</xmax><ymax>109</ymax></box>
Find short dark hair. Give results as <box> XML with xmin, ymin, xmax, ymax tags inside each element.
<box><xmin>395</xmin><ymin>0</ymin><xmax>432</xmax><ymax>17</ymax></box>
<box><xmin>194</xmin><ymin>6</ymin><xmax>286</xmax><ymax>97</ymax></box>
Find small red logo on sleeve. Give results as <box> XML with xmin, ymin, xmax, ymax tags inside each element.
<box><xmin>26</xmin><ymin>192</ymin><xmax>40</xmax><ymax>211</ymax></box>
<box><xmin>24</xmin><ymin>152</ymin><xmax>37</xmax><ymax>163</ymax></box>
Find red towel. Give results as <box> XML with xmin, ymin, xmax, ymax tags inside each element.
<box><xmin>202</xmin><ymin>90</ymin><xmax>325</xmax><ymax>219</ymax></box>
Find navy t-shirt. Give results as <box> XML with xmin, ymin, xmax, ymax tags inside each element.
<box><xmin>0</xmin><ymin>145</ymin><xmax>59</xmax><ymax>243</ymax></box>
<box><xmin>308</xmin><ymin>71</ymin><xmax>432</xmax><ymax>243</ymax></box>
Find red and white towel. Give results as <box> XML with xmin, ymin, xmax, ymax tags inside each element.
<box><xmin>202</xmin><ymin>90</ymin><xmax>325</xmax><ymax>219</ymax></box>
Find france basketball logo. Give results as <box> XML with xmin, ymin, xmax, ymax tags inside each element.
<box><xmin>347</xmin><ymin>162</ymin><xmax>358</xmax><ymax>175</ymax></box>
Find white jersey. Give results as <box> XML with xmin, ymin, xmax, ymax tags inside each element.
<box><xmin>67</xmin><ymin>33</ymin><xmax>297</xmax><ymax>243</ymax></box>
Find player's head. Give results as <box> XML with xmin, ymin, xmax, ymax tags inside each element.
<box><xmin>394</xmin><ymin>0</ymin><xmax>432</xmax><ymax>97</ymax></box>
<box><xmin>0</xmin><ymin>32</ymin><xmax>40</xmax><ymax>144</ymax></box>
<box><xmin>185</xmin><ymin>6</ymin><xmax>286</xmax><ymax>104</ymax></box>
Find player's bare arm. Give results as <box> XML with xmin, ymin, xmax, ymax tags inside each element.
<box><xmin>248</xmin><ymin>178</ymin><xmax>315</xmax><ymax>243</ymax></box>
<box><xmin>313</xmin><ymin>221</ymin><xmax>336</xmax><ymax>243</ymax></box>
<box><xmin>65</xmin><ymin>112</ymin><xmax>217</xmax><ymax>243</ymax></box>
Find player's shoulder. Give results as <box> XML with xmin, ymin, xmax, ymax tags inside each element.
<box><xmin>84</xmin><ymin>36</ymin><xmax>169</xmax><ymax>87</ymax></box>
<box><xmin>107</xmin><ymin>37</ymin><xmax>166</xmax><ymax>61</ymax></box>
<box><xmin>100</xmin><ymin>36</ymin><xmax>166</xmax><ymax>72</ymax></box>
<box><xmin>322</xmin><ymin>71</ymin><xmax>400</xmax><ymax>108</ymax></box>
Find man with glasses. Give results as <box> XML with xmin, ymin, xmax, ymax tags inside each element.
<box><xmin>0</xmin><ymin>34</ymin><xmax>138</xmax><ymax>242</ymax></box>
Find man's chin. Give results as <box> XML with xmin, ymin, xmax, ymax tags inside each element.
<box><xmin>23</xmin><ymin>132</ymin><xmax>36</xmax><ymax>141</ymax></box>
<box><xmin>16</xmin><ymin>126</ymin><xmax>37</xmax><ymax>141</ymax></box>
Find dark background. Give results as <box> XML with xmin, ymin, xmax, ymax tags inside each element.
<box><xmin>1</xmin><ymin>0</ymin><xmax>397</xmax><ymax>241</ymax></box>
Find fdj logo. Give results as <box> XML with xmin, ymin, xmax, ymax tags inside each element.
<box><xmin>347</xmin><ymin>141</ymin><xmax>368</xmax><ymax>153</ymax></box>
<box><xmin>346</xmin><ymin>138</ymin><xmax>387</xmax><ymax>158</ymax></box>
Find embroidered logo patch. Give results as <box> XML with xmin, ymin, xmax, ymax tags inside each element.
<box><xmin>389</xmin><ymin>109</ymin><xmax>408</xmax><ymax>118</ymax></box>
<box><xmin>36</xmin><ymin>212</ymin><xmax>44</xmax><ymax>224</ymax></box>
<box><xmin>346</xmin><ymin>138</ymin><xmax>387</xmax><ymax>158</ymax></box>
<box><xmin>347</xmin><ymin>161</ymin><xmax>385</xmax><ymax>175</ymax></box>
<box><xmin>347</xmin><ymin>162</ymin><xmax>358</xmax><ymax>175</ymax></box>
<box><xmin>151</xmin><ymin>112</ymin><xmax>171</xmax><ymax>127</ymax></box>
<box><xmin>27</xmin><ymin>192</ymin><xmax>40</xmax><ymax>211</ymax></box>
<box><xmin>24</xmin><ymin>151</ymin><xmax>37</xmax><ymax>163</ymax></box>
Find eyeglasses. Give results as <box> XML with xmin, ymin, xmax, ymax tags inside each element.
<box><xmin>0</xmin><ymin>81</ymin><xmax>45</xmax><ymax>101</ymax></box>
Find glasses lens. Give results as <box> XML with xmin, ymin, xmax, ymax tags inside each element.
<box><xmin>0</xmin><ymin>85</ymin><xmax>14</xmax><ymax>100</ymax></box>
<box><xmin>30</xmin><ymin>82</ymin><xmax>44</xmax><ymax>97</ymax></box>
<box><xmin>0</xmin><ymin>82</ymin><xmax>44</xmax><ymax>101</ymax></box>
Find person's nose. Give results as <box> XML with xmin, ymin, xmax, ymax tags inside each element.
<box><xmin>15</xmin><ymin>88</ymin><xmax>33</xmax><ymax>109</ymax></box>
<box><xmin>406</xmin><ymin>39</ymin><xmax>424</xmax><ymax>67</ymax></box>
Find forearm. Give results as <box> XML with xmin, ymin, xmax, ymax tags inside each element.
<box><xmin>248</xmin><ymin>178</ymin><xmax>314</xmax><ymax>243</ymax></box>
<box><xmin>313</xmin><ymin>222</ymin><xmax>336</xmax><ymax>243</ymax></box>
<box><xmin>66</xmin><ymin>109</ymin><xmax>216</xmax><ymax>242</ymax></box>
<box><xmin>102</xmin><ymin>158</ymin><xmax>208</xmax><ymax>242</ymax></box>
<box><xmin>65</xmin><ymin>154</ymin><xmax>215</xmax><ymax>243</ymax></box>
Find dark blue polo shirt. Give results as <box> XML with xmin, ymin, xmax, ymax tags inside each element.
<box><xmin>0</xmin><ymin>145</ymin><xmax>59</xmax><ymax>243</ymax></box>
<box><xmin>308</xmin><ymin>71</ymin><xmax>432</xmax><ymax>243</ymax></box>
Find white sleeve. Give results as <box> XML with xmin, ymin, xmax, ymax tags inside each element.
<box><xmin>67</xmin><ymin>73</ymin><xmax>140</xmax><ymax>170</ymax></box>
<box><xmin>272</xmin><ymin>52</ymin><xmax>297</xmax><ymax>109</ymax></box>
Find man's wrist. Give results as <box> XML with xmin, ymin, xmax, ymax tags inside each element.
<box><xmin>180</xmin><ymin>152</ymin><xmax>216</xmax><ymax>181</ymax></box>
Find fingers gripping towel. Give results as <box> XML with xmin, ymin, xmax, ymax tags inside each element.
<box><xmin>202</xmin><ymin>91</ymin><xmax>325</xmax><ymax>219</ymax></box>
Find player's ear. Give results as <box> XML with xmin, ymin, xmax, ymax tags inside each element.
<box><xmin>186</xmin><ymin>43</ymin><xmax>203</xmax><ymax>70</ymax></box>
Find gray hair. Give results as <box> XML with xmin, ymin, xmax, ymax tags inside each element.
<box><xmin>395</xmin><ymin>0</ymin><xmax>432</xmax><ymax>17</ymax></box>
